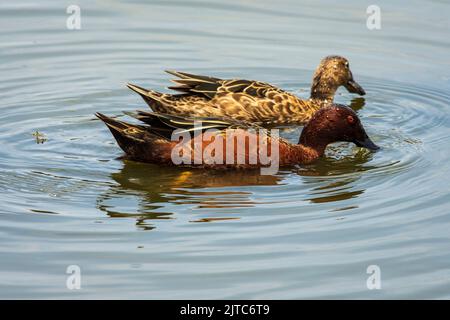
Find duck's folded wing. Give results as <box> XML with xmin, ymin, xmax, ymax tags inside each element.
<box><xmin>125</xmin><ymin>110</ymin><xmax>255</xmax><ymax>139</ymax></box>
<box><xmin>166</xmin><ymin>70</ymin><xmax>285</xmax><ymax>100</ymax></box>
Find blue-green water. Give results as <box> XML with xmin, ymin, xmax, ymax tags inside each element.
<box><xmin>1</xmin><ymin>0</ymin><xmax>450</xmax><ymax>299</ymax></box>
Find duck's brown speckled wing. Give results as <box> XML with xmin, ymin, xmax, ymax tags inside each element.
<box><xmin>165</xmin><ymin>71</ymin><xmax>320</xmax><ymax>125</ymax></box>
<box><xmin>166</xmin><ymin>70</ymin><xmax>284</xmax><ymax>98</ymax></box>
<box><xmin>128</xmin><ymin>71</ymin><xmax>320</xmax><ymax>126</ymax></box>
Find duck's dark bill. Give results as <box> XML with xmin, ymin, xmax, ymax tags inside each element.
<box><xmin>346</xmin><ymin>80</ymin><xmax>366</xmax><ymax>95</ymax></box>
<box><xmin>354</xmin><ymin>137</ymin><xmax>380</xmax><ymax>151</ymax></box>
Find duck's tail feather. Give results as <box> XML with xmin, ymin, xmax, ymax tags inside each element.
<box><xmin>96</xmin><ymin>112</ymin><xmax>134</xmax><ymax>133</ymax></box>
<box><xmin>125</xmin><ymin>110</ymin><xmax>243</xmax><ymax>138</ymax></box>
<box><xmin>95</xmin><ymin>112</ymin><xmax>151</xmax><ymax>155</ymax></box>
<box><xmin>122</xmin><ymin>111</ymin><xmax>181</xmax><ymax>140</ymax></box>
<box><xmin>126</xmin><ymin>83</ymin><xmax>153</xmax><ymax>98</ymax></box>
<box><xmin>126</xmin><ymin>83</ymin><xmax>171</xmax><ymax>111</ymax></box>
<box><xmin>165</xmin><ymin>70</ymin><xmax>221</xmax><ymax>83</ymax></box>
<box><xmin>165</xmin><ymin>70</ymin><xmax>222</xmax><ymax>99</ymax></box>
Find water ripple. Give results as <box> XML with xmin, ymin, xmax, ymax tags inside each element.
<box><xmin>1</xmin><ymin>0</ymin><xmax>450</xmax><ymax>299</ymax></box>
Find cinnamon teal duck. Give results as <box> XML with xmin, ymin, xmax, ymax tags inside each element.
<box><xmin>126</xmin><ymin>56</ymin><xmax>365</xmax><ymax>127</ymax></box>
<box><xmin>96</xmin><ymin>104</ymin><xmax>378</xmax><ymax>170</ymax></box>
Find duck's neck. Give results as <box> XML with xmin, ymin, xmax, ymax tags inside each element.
<box><xmin>309</xmin><ymin>67</ymin><xmax>339</xmax><ymax>102</ymax></box>
<box><xmin>288</xmin><ymin>143</ymin><xmax>326</xmax><ymax>165</ymax></box>
<box><xmin>309</xmin><ymin>82</ymin><xmax>337</xmax><ymax>102</ymax></box>
<box><xmin>295</xmin><ymin>128</ymin><xmax>330</xmax><ymax>163</ymax></box>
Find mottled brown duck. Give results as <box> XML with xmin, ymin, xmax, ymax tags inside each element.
<box><xmin>96</xmin><ymin>104</ymin><xmax>378</xmax><ymax>170</ymax></box>
<box><xmin>127</xmin><ymin>56</ymin><xmax>365</xmax><ymax>127</ymax></box>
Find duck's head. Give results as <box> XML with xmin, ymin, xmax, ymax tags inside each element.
<box><xmin>299</xmin><ymin>104</ymin><xmax>379</xmax><ymax>154</ymax></box>
<box><xmin>310</xmin><ymin>56</ymin><xmax>365</xmax><ymax>101</ymax></box>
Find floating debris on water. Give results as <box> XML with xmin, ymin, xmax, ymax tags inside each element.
<box><xmin>32</xmin><ymin>130</ymin><xmax>47</xmax><ymax>144</ymax></box>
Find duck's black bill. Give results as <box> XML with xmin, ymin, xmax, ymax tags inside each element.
<box><xmin>354</xmin><ymin>137</ymin><xmax>379</xmax><ymax>151</ymax></box>
<box><xmin>345</xmin><ymin>80</ymin><xmax>366</xmax><ymax>96</ymax></box>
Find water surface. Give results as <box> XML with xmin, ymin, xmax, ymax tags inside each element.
<box><xmin>1</xmin><ymin>0</ymin><xmax>450</xmax><ymax>299</ymax></box>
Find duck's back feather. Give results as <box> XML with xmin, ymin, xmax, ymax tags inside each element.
<box><xmin>166</xmin><ymin>70</ymin><xmax>285</xmax><ymax>100</ymax></box>
<box><xmin>127</xmin><ymin>71</ymin><xmax>321</xmax><ymax>126</ymax></box>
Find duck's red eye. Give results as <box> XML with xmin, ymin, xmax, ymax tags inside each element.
<box><xmin>347</xmin><ymin>115</ymin><xmax>355</xmax><ymax>124</ymax></box>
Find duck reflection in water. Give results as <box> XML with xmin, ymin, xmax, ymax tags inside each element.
<box><xmin>96</xmin><ymin>160</ymin><xmax>284</xmax><ymax>230</ymax></box>
<box><xmin>97</xmin><ymin>145</ymin><xmax>375</xmax><ymax>230</ymax></box>
<box><xmin>298</xmin><ymin>145</ymin><xmax>377</xmax><ymax>205</ymax></box>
